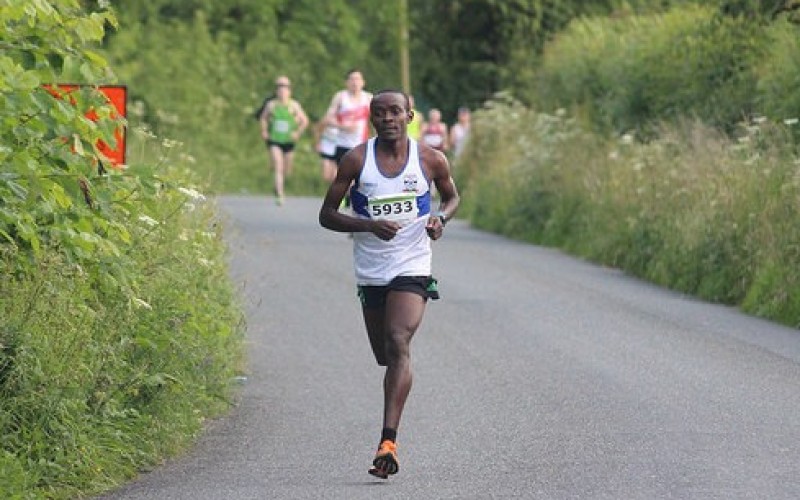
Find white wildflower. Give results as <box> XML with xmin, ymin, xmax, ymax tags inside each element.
<box><xmin>179</xmin><ymin>153</ymin><xmax>197</xmax><ymax>164</ymax></box>
<box><xmin>138</xmin><ymin>214</ymin><xmax>159</xmax><ymax>227</ymax></box>
<box><xmin>97</xmin><ymin>0</ymin><xmax>110</xmax><ymax>8</ymax></box>
<box><xmin>129</xmin><ymin>100</ymin><xmax>145</xmax><ymax>117</ymax></box>
<box><xmin>752</xmin><ymin>116</ymin><xmax>767</xmax><ymax>124</ymax></box>
<box><xmin>132</xmin><ymin>297</ymin><xmax>153</xmax><ymax>310</ymax></box>
<box><xmin>198</xmin><ymin>258</ymin><xmax>213</xmax><ymax>267</ymax></box>
<box><xmin>134</xmin><ymin>125</ymin><xmax>156</xmax><ymax>139</ymax></box>
<box><xmin>555</xmin><ymin>108</ymin><xmax>567</xmax><ymax>117</ymax></box>
<box><xmin>178</xmin><ymin>187</ymin><xmax>206</xmax><ymax>201</ymax></box>
<box><xmin>608</xmin><ymin>150</ymin><xmax>619</xmax><ymax>161</ymax></box>
<box><xmin>784</xmin><ymin>118</ymin><xmax>799</xmax><ymax>126</ymax></box>
<box><xmin>620</xmin><ymin>133</ymin><xmax>634</xmax><ymax>145</ymax></box>
<box><xmin>162</xmin><ymin>138</ymin><xmax>182</xmax><ymax>148</ymax></box>
<box><xmin>156</xmin><ymin>109</ymin><xmax>179</xmax><ymax>125</ymax></box>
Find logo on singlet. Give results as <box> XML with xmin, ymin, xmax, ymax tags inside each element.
<box><xmin>403</xmin><ymin>174</ymin><xmax>418</xmax><ymax>192</ymax></box>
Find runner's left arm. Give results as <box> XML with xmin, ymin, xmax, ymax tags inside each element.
<box><xmin>423</xmin><ymin>147</ymin><xmax>460</xmax><ymax>240</ymax></box>
<box><xmin>293</xmin><ymin>101</ymin><xmax>309</xmax><ymax>140</ymax></box>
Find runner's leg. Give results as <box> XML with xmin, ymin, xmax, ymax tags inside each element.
<box><xmin>269</xmin><ymin>145</ymin><xmax>285</xmax><ymax>202</ymax></box>
<box><xmin>382</xmin><ymin>291</ymin><xmax>426</xmax><ymax>431</ymax></box>
<box><xmin>322</xmin><ymin>158</ymin><xmax>337</xmax><ymax>183</ymax></box>
<box><xmin>362</xmin><ymin>306</ymin><xmax>388</xmax><ymax>366</ymax></box>
<box><xmin>284</xmin><ymin>150</ymin><xmax>295</xmax><ymax>178</ymax></box>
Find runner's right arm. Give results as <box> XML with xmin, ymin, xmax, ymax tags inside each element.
<box><xmin>259</xmin><ymin>100</ymin><xmax>272</xmax><ymax>141</ymax></box>
<box><xmin>323</xmin><ymin>91</ymin><xmax>343</xmax><ymax>128</ymax></box>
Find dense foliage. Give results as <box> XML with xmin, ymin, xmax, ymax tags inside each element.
<box><xmin>531</xmin><ymin>4</ymin><xmax>800</xmax><ymax>135</ymax></box>
<box><xmin>1</xmin><ymin>1</ymin><xmax>242</xmax><ymax>497</ymax></box>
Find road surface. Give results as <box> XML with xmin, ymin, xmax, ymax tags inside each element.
<box><xmin>99</xmin><ymin>195</ymin><xmax>800</xmax><ymax>499</ymax></box>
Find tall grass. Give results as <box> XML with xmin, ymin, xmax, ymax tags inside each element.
<box><xmin>0</xmin><ymin>156</ymin><xmax>244</xmax><ymax>498</ymax></box>
<box><xmin>457</xmin><ymin>98</ymin><xmax>800</xmax><ymax>326</ymax></box>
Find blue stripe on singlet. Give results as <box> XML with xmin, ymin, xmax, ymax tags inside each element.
<box><xmin>416</xmin><ymin>191</ymin><xmax>431</xmax><ymax>216</ymax></box>
<box><xmin>350</xmin><ymin>186</ymin><xmax>370</xmax><ymax>218</ymax></box>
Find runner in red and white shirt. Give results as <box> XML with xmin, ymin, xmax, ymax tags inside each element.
<box><xmin>420</xmin><ymin>108</ymin><xmax>449</xmax><ymax>153</ymax></box>
<box><xmin>324</xmin><ymin>69</ymin><xmax>373</xmax><ymax>165</ymax></box>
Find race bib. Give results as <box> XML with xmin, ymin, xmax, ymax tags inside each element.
<box><xmin>368</xmin><ymin>192</ymin><xmax>418</xmax><ymax>223</ymax></box>
<box><xmin>273</xmin><ymin>120</ymin><xmax>290</xmax><ymax>133</ymax></box>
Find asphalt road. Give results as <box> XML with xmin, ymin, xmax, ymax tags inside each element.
<box><xmin>98</xmin><ymin>195</ymin><xmax>800</xmax><ymax>500</ymax></box>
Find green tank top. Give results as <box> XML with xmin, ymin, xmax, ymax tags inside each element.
<box><xmin>268</xmin><ymin>101</ymin><xmax>297</xmax><ymax>144</ymax></box>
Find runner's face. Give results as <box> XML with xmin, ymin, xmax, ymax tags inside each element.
<box><xmin>370</xmin><ymin>93</ymin><xmax>409</xmax><ymax>141</ymax></box>
<box><xmin>346</xmin><ymin>72</ymin><xmax>364</xmax><ymax>93</ymax></box>
<box><xmin>276</xmin><ymin>83</ymin><xmax>290</xmax><ymax>98</ymax></box>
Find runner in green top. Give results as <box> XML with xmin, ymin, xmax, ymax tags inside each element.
<box><xmin>259</xmin><ymin>75</ymin><xmax>309</xmax><ymax>206</ymax></box>
<box><xmin>267</xmin><ymin>102</ymin><xmax>297</xmax><ymax>144</ymax></box>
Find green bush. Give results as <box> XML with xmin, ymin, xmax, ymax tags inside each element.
<box><xmin>756</xmin><ymin>18</ymin><xmax>800</xmax><ymax>129</ymax></box>
<box><xmin>533</xmin><ymin>5</ymin><xmax>764</xmax><ymax>134</ymax></box>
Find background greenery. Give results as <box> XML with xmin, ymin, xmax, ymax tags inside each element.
<box><xmin>4</xmin><ymin>0</ymin><xmax>800</xmax><ymax>497</ymax></box>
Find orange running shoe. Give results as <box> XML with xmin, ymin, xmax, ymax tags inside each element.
<box><xmin>368</xmin><ymin>440</ymin><xmax>399</xmax><ymax>479</ymax></box>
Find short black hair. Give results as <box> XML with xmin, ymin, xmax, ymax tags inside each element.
<box><xmin>372</xmin><ymin>89</ymin><xmax>410</xmax><ymax>111</ymax></box>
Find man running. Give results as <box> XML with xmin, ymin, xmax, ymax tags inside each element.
<box><xmin>323</xmin><ymin>69</ymin><xmax>373</xmax><ymax>165</ymax></box>
<box><xmin>420</xmin><ymin>108</ymin><xmax>448</xmax><ymax>153</ymax></box>
<box><xmin>318</xmin><ymin>89</ymin><xmax>460</xmax><ymax>479</ymax></box>
<box><xmin>449</xmin><ymin>106</ymin><xmax>471</xmax><ymax>159</ymax></box>
<box><xmin>259</xmin><ymin>76</ymin><xmax>309</xmax><ymax>205</ymax></box>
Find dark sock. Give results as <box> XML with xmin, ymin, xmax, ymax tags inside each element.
<box><xmin>381</xmin><ymin>427</ymin><xmax>397</xmax><ymax>443</ymax></box>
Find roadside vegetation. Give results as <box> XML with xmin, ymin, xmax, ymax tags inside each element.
<box><xmin>456</xmin><ymin>3</ymin><xmax>800</xmax><ymax>326</ymax></box>
<box><xmin>457</xmin><ymin>99</ymin><xmax>800</xmax><ymax>325</ymax></box>
<box><xmin>1</xmin><ymin>2</ymin><xmax>243</xmax><ymax>498</ymax></box>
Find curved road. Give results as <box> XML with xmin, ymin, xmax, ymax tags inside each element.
<box><xmin>100</xmin><ymin>195</ymin><xmax>800</xmax><ymax>500</ymax></box>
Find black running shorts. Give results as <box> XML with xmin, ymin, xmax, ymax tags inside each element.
<box><xmin>334</xmin><ymin>146</ymin><xmax>351</xmax><ymax>165</ymax></box>
<box><xmin>357</xmin><ymin>276</ymin><xmax>440</xmax><ymax>309</ymax></box>
<box><xmin>266</xmin><ymin>140</ymin><xmax>295</xmax><ymax>153</ymax></box>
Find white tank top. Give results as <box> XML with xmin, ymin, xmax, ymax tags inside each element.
<box><xmin>350</xmin><ymin>138</ymin><xmax>432</xmax><ymax>285</ymax></box>
<box><xmin>335</xmin><ymin>91</ymin><xmax>372</xmax><ymax>148</ymax></box>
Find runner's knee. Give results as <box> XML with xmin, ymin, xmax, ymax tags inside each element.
<box><xmin>384</xmin><ymin>327</ymin><xmax>412</xmax><ymax>362</ymax></box>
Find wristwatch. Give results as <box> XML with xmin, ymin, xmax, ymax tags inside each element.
<box><xmin>436</xmin><ymin>212</ymin><xmax>447</xmax><ymax>227</ymax></box>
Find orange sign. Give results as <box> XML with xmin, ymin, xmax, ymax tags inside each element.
<box><xmin>44</xmin><ymin>84</ymin><xmax>127</xmax><ymax>167</ymax></box>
